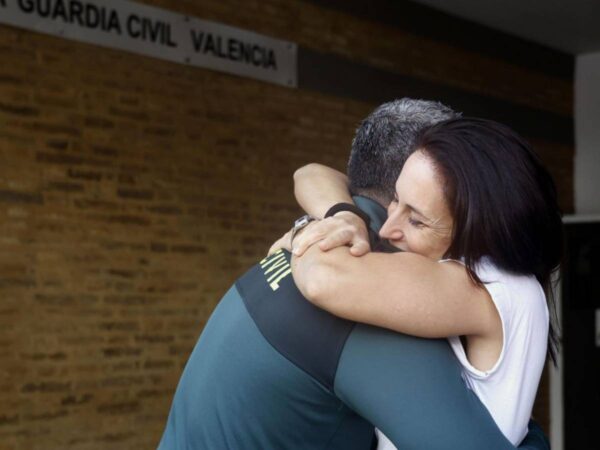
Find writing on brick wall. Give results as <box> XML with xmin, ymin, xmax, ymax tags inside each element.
<box><xmin>190</xmin><ymin>30</ymin><xmax>277</xmax><ymax>70</ymax></box>
<box><xmin>0</xmin><ymin>0</ymin><xmax>296</xmax><ymax>86</ymax></box>
<box><xmin>17</xmin><ymin>0</ymin><xmax>123</xmax><ymax>34</ymax></box>
<box><xmin>13</xmin><ymin>0</ymin><xmax>177</xmax><ymax>46</ymax></box>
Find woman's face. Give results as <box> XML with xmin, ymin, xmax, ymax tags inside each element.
<box><xmin>379</xmin><ymin>150</ymin><xmax>454</xmax><ymax>260</ymax></box>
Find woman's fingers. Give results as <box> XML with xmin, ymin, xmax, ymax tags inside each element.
<box><xmin>293</xmin><ymin>213</ymin><xmax>371</xmax><ymax>256</ymax></box>
<box><xmin>349</xmin><ymin>239</ymin><xmax>370</xmax><ymax>256</ymax></box>
<box><xmin>291</xmin><ymin>221</ymin><xmax>327</xmax><ymax>256</ymax></box>
<box><xmin>317</xmin><ymin>229</ymin><xmax>354</xmax><ymax>251</ymax></box>
<box><xmin>320</xmin><ymin>212</ymin><xmax>371</xmax><ymax>256</ymax></box>
<box><xmin>318</xmin><ymin>229</ymin><xmax>370</xmax><ymax>255</ymax></box>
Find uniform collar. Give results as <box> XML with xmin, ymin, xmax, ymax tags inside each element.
<box><xmin>352</xmin><ymin>195</ymin><xmax>387</xmax><ymax>234</ymax></box>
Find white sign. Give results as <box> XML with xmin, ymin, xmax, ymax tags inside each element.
<box><xmin>0</xmin><ymin>0</ymin><xmax>297</xmax><ymax>87</ymax></box>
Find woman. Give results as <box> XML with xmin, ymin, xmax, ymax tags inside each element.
<box><xmin>274</xmin><ymin>118</ymin><xmax>562</xmax><ymax>446</ymax></box>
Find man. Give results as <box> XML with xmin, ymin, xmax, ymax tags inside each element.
<box><xmin>158</xmin><ymin>99</ymin><xmax>549</xmax><ymax>449</ymax></box>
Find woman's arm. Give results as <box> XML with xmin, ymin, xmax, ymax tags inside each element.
<box><xmin>293</xmin><ymin>163</ymin><xmax>353</xmax><ymax>218</ymax></box>
<box><xmin>291</xmin><ymin>245</ymin><xmax>499</xmax><ymax>338</ymax></box>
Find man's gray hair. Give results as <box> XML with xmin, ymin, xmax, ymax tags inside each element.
<box><xmin>347</xmin><ymin>98</ymin><xmax>460</xmax><ymax>204</ymax></box>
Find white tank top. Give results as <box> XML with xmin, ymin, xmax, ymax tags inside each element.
<box><xmin>377</xmin><ymin>257</ymin><xmax>549</xmax><ymax>448</ymax></box>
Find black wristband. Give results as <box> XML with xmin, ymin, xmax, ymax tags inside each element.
<box><xmin>324</xmin><ymin>202</ymin><xmax>371</xmax><ymax>229</ymax></box>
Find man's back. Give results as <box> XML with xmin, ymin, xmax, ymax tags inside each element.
<box><xmin>158</xmin><ymin>250</ymin><xmax>374</xmax><ymax>449</ymax></box>
<box><xmin>158</xmin><ymin>197</ymin><xmax>550</xmax><ymax>450</ymax></box>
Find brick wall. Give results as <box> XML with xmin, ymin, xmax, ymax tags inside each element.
<box><xmin>0</xmin><ymin>1</ymin><xmax>572</xmax><ymax>448</ymax></box>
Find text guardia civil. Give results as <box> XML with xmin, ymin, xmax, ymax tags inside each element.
<box><xmin>5</xmin><ymin>0</ymin><xmax>278</xmax><ymax>69</ymax></box>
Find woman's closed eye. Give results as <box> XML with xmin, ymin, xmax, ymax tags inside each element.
<box><xmin>408</xmin><ymin>217</ymin><xmax>425</xmax><ymax>228</ymax></box>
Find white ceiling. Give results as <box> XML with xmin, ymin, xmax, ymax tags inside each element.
<box><xmin>411</xmin><ymin>0</ymin><xmax>600</xmax><ymax>55</ymax></box>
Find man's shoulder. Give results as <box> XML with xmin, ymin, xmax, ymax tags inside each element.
<box><xmin>235</xmin><ymin>250</ymin><xmax>356</xmax><ymax>391</ymax></box>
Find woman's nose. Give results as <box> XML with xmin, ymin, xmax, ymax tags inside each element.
<box><xmin>379</xmin><ymin>215</ymin><xmax>404</xmax><ymax>241</ymax></box>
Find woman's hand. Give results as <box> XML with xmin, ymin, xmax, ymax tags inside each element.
<box><xmin>291</xmin><ymin>211</ymin><xmax>370</xmax><ymax>257</ymax></box>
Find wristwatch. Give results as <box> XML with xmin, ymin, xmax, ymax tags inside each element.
<box><xmin>291</xmin><ymin>214</ymin><xmax>317</xmax><ymax>242</ymax></box>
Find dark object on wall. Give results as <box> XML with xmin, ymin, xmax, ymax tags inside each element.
<box><xmin>562</xmin><ymin>220</ymin><xmax>600</xmax><ymax>450</ymax></box>
<box><xmin>307</xmin><ymin>0</ymin><xmax>573</xmax><ymax>79</ymax></box>
<box><xmin>298</xmin><ymin>47</ymin><xmax>573</xmax><ymax>145</ymax></box>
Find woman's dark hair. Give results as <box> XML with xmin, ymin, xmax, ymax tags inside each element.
<box><xmin>416</xmin><ymin>117</ymin><xmax>563</xmax><ymax>364</ymax></box>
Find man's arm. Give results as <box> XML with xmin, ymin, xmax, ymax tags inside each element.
<box><xmin>334</xmin><ymin>324</ymin><xmax>549</xmax><ymax>450</ymax></box>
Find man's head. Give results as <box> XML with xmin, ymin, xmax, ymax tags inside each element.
<box><xmin>347</xmin><ymin>98</ymin><xmax>459</xmax><ymax>205</ymax></box>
